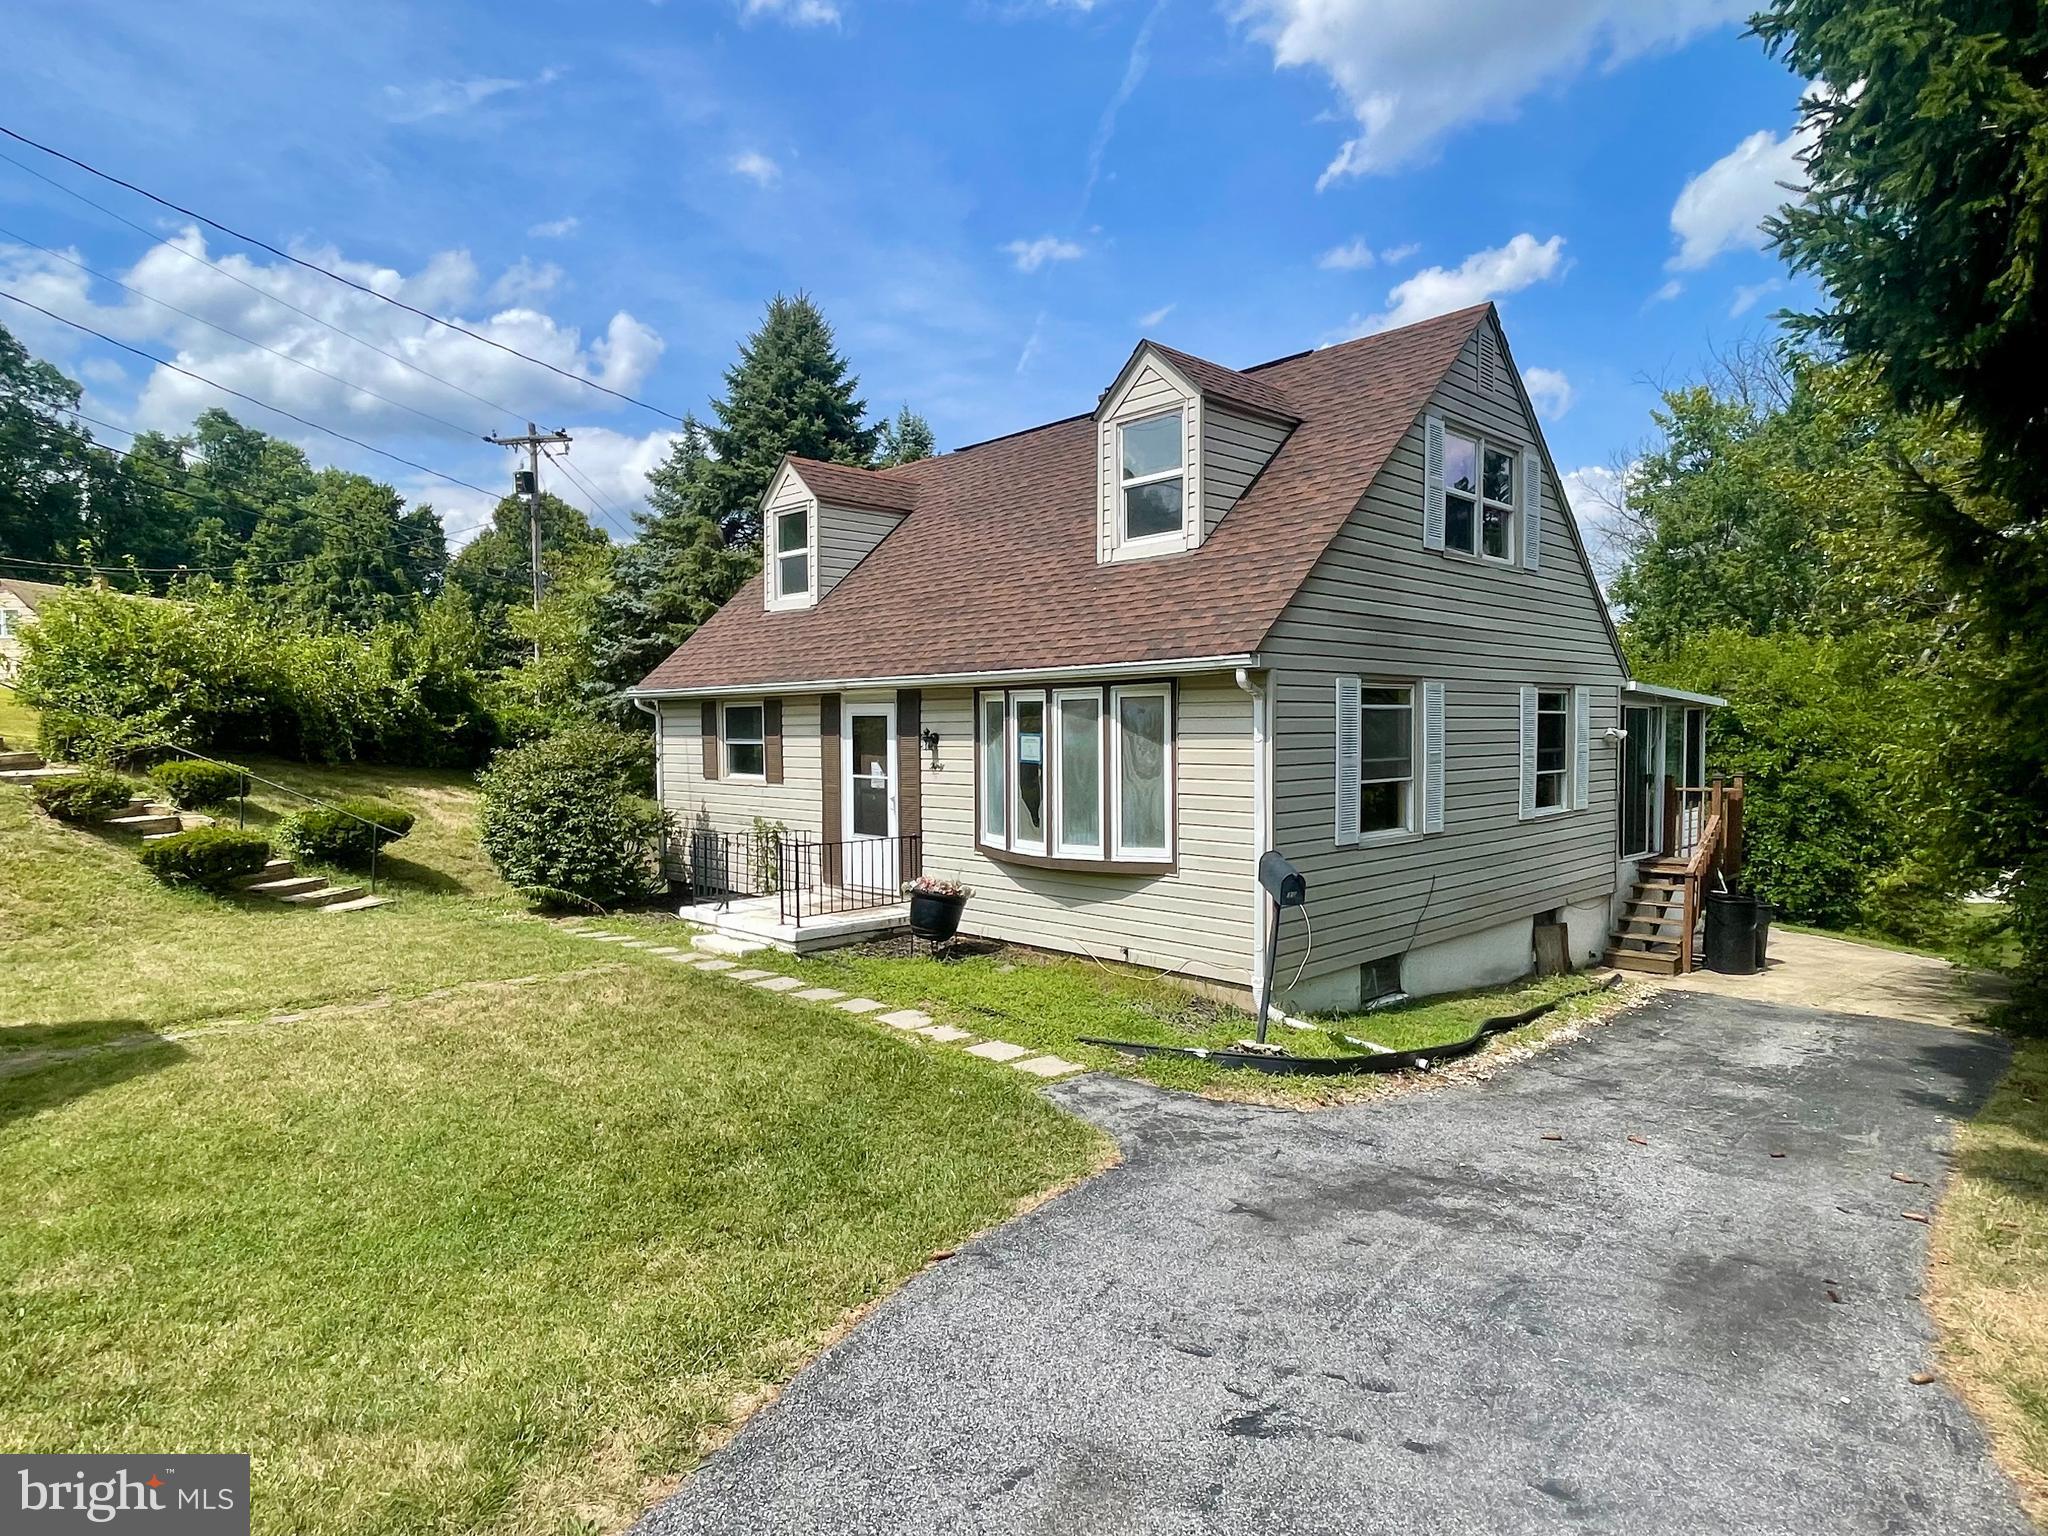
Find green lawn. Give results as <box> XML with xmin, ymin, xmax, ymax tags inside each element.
<box><xmin>594</xmin><ymin>915</ymin><xmax>1625</xmax><ymax>1105</ymax></box>
<box><xmin>1931</xmin><ymin>1038</ymin><xmax>2048</xmax><ymax>1526</ymax></box>
<box><xmin>0</xmin><ymin>681</ymin><xmax>37</xmax><ymax>748</ymax></box>
<box><xmin>0</xmin><ymin>755</ymin><xmax>1104</xmax><ymax>1536</ymax></box>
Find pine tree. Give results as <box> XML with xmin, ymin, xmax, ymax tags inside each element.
<box><xmin>875</xmin><ymin>406</ymin><xmax>937</xmax><ymax>467</ymax></box>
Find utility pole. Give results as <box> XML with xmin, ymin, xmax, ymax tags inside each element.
<box><xmin>486</xmin><ymin>423</ymin><xmax>572</xmax><ymax>664</ymax></box>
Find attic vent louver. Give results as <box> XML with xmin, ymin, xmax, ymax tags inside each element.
<box><xmin>1477</xmin><ymin>331</ymin><xmax>1497</xmax><ymax>394</ymax></box>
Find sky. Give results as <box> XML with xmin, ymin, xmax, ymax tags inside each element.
<box><xmin>0</xmin><ymin>0</ymin><xmax>1818</xmax><ymax>561</ymax></box>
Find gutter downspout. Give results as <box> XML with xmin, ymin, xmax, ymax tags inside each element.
<box><xmin>1235</xmin><ymin>666</ymin><xmax>1272</xmax><ymax>1013</ymax></box>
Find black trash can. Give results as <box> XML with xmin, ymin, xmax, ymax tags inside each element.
<box><xmin>1753</xmin><ymin>901</ymin><xmax>1776</xmax><ymax>971</ymax></box>
<box><xmin>1704</xmin><ymin>891</ymin><xmax>1759</xmax><ymax>974</ymax></box>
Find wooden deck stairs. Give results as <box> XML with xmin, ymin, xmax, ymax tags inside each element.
<box><xmin>1604</xmin><ymin>859</ymin><xmax>1696</xmax><ymax>975</ymax></box>
<box><xmin>1604</xmin><ymin>776</ymin><xmax>1745</xmax><ymax>977</ymax></box>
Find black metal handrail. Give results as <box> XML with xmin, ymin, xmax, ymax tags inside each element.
<box><xmin>778</xmin><ymin>835</ymin><xmax>922</xmax><ymax>928</ymax></box>
<box><xmin>675</xmin><ymin>826</ymin><xmax>786</xmax><ymax>911</ymax></box>
<box><xmin>155</xmin><ymin>742</ymin><xmax>404</xmax><ymax>897</ymax></box>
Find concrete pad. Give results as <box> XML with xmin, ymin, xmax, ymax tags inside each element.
<box><xmin>727</xmin><ymin>968</ymin><xmax>774</xmax><ymax>982</ymax></box>
<box><xmin>1662</xmin><ymin>927</ymin><xmax>2008</xmax><ymax>1030</ymax></box>
<box><xmin>694</xmin><ymin>959</ymin><xmax>738</xmax><ymax>973</ymax></box>
<box><xmin>793</xmin><ymin>987</ymin><xmax>847</xmax><ymax>1003</ymax></box>
<box><xmin>1012</xmin><ymin>1055</ymin><xmax>1085</xmax><ymax>1079</ymax></box>
<box><xmin>965</xmin><ymin>1040</ymin><xmax>1031</xmax><ymax>1062</ymax></box>
<box><xmin>648</xmin><ymin>946</ymin><xmax>683</xmax><ymax>955</ymax></box>
<box><xmin>752</xmin><ymin>976</ymin><xmax>804</xmax><ymax>992</ymax></box>
<box><xmin>918</xmin><ymin>1024</ymin><xmax>973</xmax><ymax>1044</ymax></box>
<box><xmin>692</xmin><ymin>933</ymin><xmax>771</xmax><ymax>957</ymax></box>
<box><xmin>835</xmin><ymin>998</ymin><xmax>886</xmax><ymax>1015</ymax></box>
<box><xmin>877</xmin><ymin>1009</ymin><xmax>933</xmax><ymax>1031</ymax></box>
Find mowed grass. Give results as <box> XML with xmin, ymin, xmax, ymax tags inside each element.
<box><xmin>0</xmin><ymin>749</ymin><xmax>1105</xmax><ymax>1535</ymax></box>
<box><xmin>1931</xmin><ymin>1038</ymin><xmax>2048</xmax><ymax>1525</ymax></box>
<box><xmin>596</xmin><ymin>916</ymin><xmax>1620</xmax><ymax>1105</ymax></box>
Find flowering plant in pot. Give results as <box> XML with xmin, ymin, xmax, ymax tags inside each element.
<box><xmin>903</xmin><ymin>874</ymin><xmax>973</xmax><ymax>942</ymax></box>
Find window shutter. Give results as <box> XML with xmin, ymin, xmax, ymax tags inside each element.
<box><xmin>1334</xmin><ymin>676</ymin><xmax>1361</xmax><ymax>846</ymax></box>
<box><xmin>896</xmin><ymin>689</ymin><xmax>923</xmax><ymax>880</ymax></box>
<box><xmin>1422</xmin><ymin>414</ymin><xmax>1446</xmax><ymax>551</ymax></box>
<box><xmin>763</xmin><ymin>698</ymin><xmax>784</xmax><ymax>785</ymax></box>
<box><xmin>1572</xmin><ymin>686</ymin><xmax>1591</xmax><ymax>810</ymax></box>
<box><xmin>1518</xmin><ymin>685</ymin><xmax>1537</xmax><ymax>820</ymax></box>
<box><xmin>1522</xmin><ymin>448</ymin><xmax>1542</xmax><ymax>571</ymax></box>
<box><xmin>700</xmin><ymin>700</ymin><xmax>720</xmax><ymax>781</ymax></box>
<box><xmin>1422</xmin><ymin>681</ymin><xmax>1446</xmax><ymax>835</ymax></box>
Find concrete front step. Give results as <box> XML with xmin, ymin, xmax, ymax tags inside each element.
<box><xmin>283</xmin><ymin>884</ymin><xmax>366</xmax><ymax>907</ymax></box>
<box><xmin>319</xmin><ymin>895</ymin><xmax>389</xmax><ymax>913</ymax></box>
<box><xmin>243</xmin><ymin>876</ymin><xmax>327</xmax><ymax>899</ymax></box>
<box><xmin>233</xmin><ymin>860</ymin><xmax>298</xmax><ymax>888</ymax></box>
<box><xmin>0</xmin><ymin>765</ymin><xmax>78</xmax><ymax>781</ymax></box>
<box><xmin>106</xmin><ymin>813</ymin><xmax>183</xmax><ymax>836</ymax></box>
<box><xmin>0</xmin><ymin>750</ymin><xmax>45</xmax><ymax>770</ymax></box>
<box><xmin>689</xmin><ymin>931</ymin><xmax>771</xmax><ymax>957</ymax></box>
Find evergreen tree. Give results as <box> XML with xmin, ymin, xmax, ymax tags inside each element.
<box><xmin>699</xmin><ymin>293</ymin><xmax>878</xmax><ymax>545</ymax></box>
<box><xmin>875</xmin><ymin>406</ymin><xmax>937</xmax><ymax>467</ymax></box>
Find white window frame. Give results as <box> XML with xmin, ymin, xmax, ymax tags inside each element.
<box><xmin>1009</xmin><ymin>689</ymin><xmax>1049</xmax><ymax>856</ymax></box>
<box><xmin>767</xmin><ymin>504</ymin><xmax>813</xmax><ymax>609</ymax></box>
<box><xmin>1052</xmin><ymin>688</ymin><xmax>1106</xmax><ymax>859</ymax></box>
<box><xmin>1440</xmin><ymin>427</ymin><xmax>1518</xmax><ymax>566</ymax></box>
<box><xmin>1532</xmin><ymin>687</ymin><xmax>1570</xmax><ymax>813</ymax></box>
<box><xmin>1109</xmin><ymin>683</ymin><xmax>1174</xmax><ymax>862</ymax></box>
<box><xmin>977</xmin><ymin>691</ymin><xmax>1008</xmax><ymax>848</ymax></box>
<box><xmin>722</xmin><ymin>701</ymin><xmax>766</xmax><ymax>782</ymax></box>
<box><xmin>1116</xmin><ymin>408</ymin><xmax>1186</xmax><ymax>555</ymax></box>
<box><xmin>1358</xmin><ymin>683</ymin><xmax>1420</xmax><ymax>842</ymax></box>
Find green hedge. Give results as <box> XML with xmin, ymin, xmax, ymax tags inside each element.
<box><xmin>139</xmin><ymin>827</ymin><xmax>272</xmax><ymax>888</ymax></box>
<box><xmin>148</xmin><ymin>759</ymin><xmax>246</xmax><ymax>810</ymax></box>
<box><xmin>478</xmin><ymin>725</ymin><xmax>669</xmax><ymax>908</ymax></box>
<box><xmin>29</xmin><ymin>771</ymin><xmax>134</xmax><ymax>823</ymax></box>
<box><xmin>276</xmin><ymin>797</ymin><xmax>415</xmax><ymax>868</ymax></box>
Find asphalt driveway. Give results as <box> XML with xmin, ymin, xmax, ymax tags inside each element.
<box><xmin>634</xmin><ymin>993</ymin><xmax>2030</xmax><ymax>1535</ymax></box>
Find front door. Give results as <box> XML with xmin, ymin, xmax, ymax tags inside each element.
<box><xmin>1620</xmin><ymin>704</ymin><xmax>1662</xmax><ymax>857</ymax></box>
<box><xmin>843</xmin><ymin>698</ymin><xmax>898</xmax><ymax>895</ymax></box>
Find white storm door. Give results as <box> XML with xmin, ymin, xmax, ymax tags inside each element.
<box><xmin>843</xmin><ymin>698</ymin><xmax>898</xmax><ymax>894</ymax></box>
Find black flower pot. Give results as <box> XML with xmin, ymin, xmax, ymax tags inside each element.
<box><xmin>908</xmin><ymin>890</ymin><xmax>967</xmax><ymax>943</ymax></box>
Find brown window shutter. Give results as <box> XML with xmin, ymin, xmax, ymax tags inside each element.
<box><xmin>763</xmin><ymin>698</ymin><xmax>784</xmax><ymax>785</ymax></box>
<box><xmin>896</xmin><ymin>688</ymin><xmax>922</xmax><ymax>880</ymax></box>
<box><xmin>819</xmin><ymin>695</ymin><xmax>842</xmax><ymax>884</ymax></box>
<box><xmin>700</xmin><ymin>701</ymin><xmax>719</xmax><ymax>780</ymax></box>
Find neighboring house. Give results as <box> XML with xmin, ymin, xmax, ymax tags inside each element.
<box><xmin>630</xmin><ymin>302</ymin><xmax>1734</xmax><ymax>1007</ymax></box>
<box><xmin>0</xmin><ymin>577</ymin><xmax>75</xmax><ymax>683</ymax></box>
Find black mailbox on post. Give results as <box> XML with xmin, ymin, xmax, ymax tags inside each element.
<box><xmin>1259</xmin><ymin>850</ymin><xmax>1306</xmax><ymax>909</ymax></box>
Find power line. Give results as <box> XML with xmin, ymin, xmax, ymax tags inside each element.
<box><xmin>0</xmin><ymin>124</ymin><xmax>684</xmax><ymax>423</ymax></box>
<box><xmin>0</xmin><ymin>221</ymin><xmax>492</xmax><ymax>444</ymax></box>
<box><xmin>0</xmin><ymin>289</ymin><xmax>503</xmax><ymax>500</ymax></box>
<box><xmin>0</xmin><ymin>147</ymin><xmax>526</xmax><ymax>428</ymax></box>
<box><xmin>542</xmin><ymin>445</ymin><xmax>637</xmax><ymax>539</ymax></box>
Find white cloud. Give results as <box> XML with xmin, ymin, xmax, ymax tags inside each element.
<box><xmin>1560</xmin><ymin>462</ymin><xmax>1634</xmax><ymax>586</ymax></box>
<box><xmin>1379</xmin><ymin>242</ymin><xmax>1421</xmax><ymax>265</ymax></box>
<box><xmin>741</xmin><ymin>0</ymin><xmax>841</xmax><ymax>25</ymax></box>
<box><xmin>1729</xmin><ymin>278</ymin><xmax>1782</xmax><ymax>318</ymax></box>
<box><xmin>1344</xmin><ymin>232</ymin><xmax>1566</xmax><ymax>335</ymax></box>
<box><xmin>730</xmin><ymin>150</ymin><xmax>782</xmax><ymax>187</ymax></box>
<box><xmin>1137</xmin><ymin>303</ymin><xmax>1175</xmax><ymax>328</ymax></box>
<box><xmin>1236</xmin><ymin>0</ymin><xmax>1744</xmax><ymax>182</ymax></box>
<box><xmin>381</xmin><ymin>68</ymin><xmax>561</xmax><ymax>124</ymax></box>
<box><xmin>1523</xmin><ymin>366</ymin><xmax>1574</xmax><ymax>420</ymax></box>
<box><xmin>527</xmin><ymin>216</ymin><xmax>580</xmax><ymax>239</ymax></box>
<box><xmin>1317</xmin><ymin>237</ymin><xmax>1376</xmax><ymax>272</ymax></box>
<box><xmin>488</xmin><ymin>258</ymin><xmax>562</xmax><ymax>305</ymax></box>
<box><xmin>0</xmin><ymin>227</ymin><xmax>666</xmax><ymax>451</ymax></box>
<box><xmin>1648</xmin><ymin>278</ymin><xmax>1684</xmax><ymax>305</ymax></box>
<box><xmin>1669</xmin><ymin>118</ymin><xmax>1813</xmax><ymax>269</ymax></box>
<box><xmin>1004</xmin><ymin>235</ymin><xmax>1085</xmax><ymax>273</ymax></box>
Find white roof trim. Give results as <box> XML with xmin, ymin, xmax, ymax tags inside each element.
<box><xmin>1622</xmin><ymin>680</ymin><xmax>1726</xmax><ymax>708</ymax></box>
<box><xmin>628</xmin><ymin>652</ymin><xmax>1262</xmax><ymax>700</ymax></box>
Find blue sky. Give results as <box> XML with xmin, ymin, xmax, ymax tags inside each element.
<box><xmin>1</xmin><ymin>0</ymin><xmax>1817</xmax><ymax>557</ymax></box>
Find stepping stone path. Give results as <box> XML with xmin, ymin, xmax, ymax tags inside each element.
<box><xmin>566</xmin><ymin>923</ymin><xmax>1089</xmax><ymax>1085</ymax></box>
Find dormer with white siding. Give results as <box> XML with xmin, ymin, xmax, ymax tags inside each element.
<box><xmin>1093</xmin><ymin>341</ymin><xmax>1298</xmax><ymax>565</ymax></box>
<box><xmin>760</xmin><ymin>455</ymin><xmax>920</xmax><ymax>612</ymax></box>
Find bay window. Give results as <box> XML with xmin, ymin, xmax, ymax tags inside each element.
<box><xmin>977</xmin><ymin>682</ymin><xmax>1173</xmax><ymax>868</ymax></box>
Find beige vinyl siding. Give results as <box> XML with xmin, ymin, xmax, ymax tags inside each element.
<box><xmin>1097</xmin><ymin>358</ymin><xmax>1200</xmax><ymax>561</ymax></box>
<box><xmin>815</xmin><ymin>502</ymin><xmax>901</xmax><ymax>594</ymax></box>
<box><xmin>919</xmin><ymin>674</ymin><xmax>1257</xmax><ymax>988</ymax></box>
<box><xmin>658</xmin><ymin>694</ymin><xmax>826</xmax><ymax>840</ymax></box>
<box><xmin>1261</xmin><ymin>317</ymin><xmax>1626</xmax><ymax>985</ymax></box>
<box><xmin>1202</xmin><ymin>407</ymin><xmax>1290</xmax><ymax>537</ymax></box>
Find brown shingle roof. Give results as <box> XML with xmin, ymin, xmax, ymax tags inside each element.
<box><xmin>637</xmin><ymin>304</ymin><xmax>1490</xmax><ymax>693</ymax></box>
<box><xmin>1141</xmin><ymin>341</ymin><xmax>1302</xmax><ymax>423</ymax></box>
<box><xmin>783</xmin><ymin>455</ymin><xmax>921</xmax><ymax>515</ymax></box>
<box><xmin>0</xmin><ymin>577</ymin><xmax>77</xmax><ymax>611</ymax></box>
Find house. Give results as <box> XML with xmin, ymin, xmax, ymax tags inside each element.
<box><xmin>628</xmin><ymin>302</ymin><xmax>1737</xmax><ymax>1008</ymax></box>
<box><xmin>0</xmin><ymin>577</ymin><xmax>74</xmax><ymax>683</ymax></box>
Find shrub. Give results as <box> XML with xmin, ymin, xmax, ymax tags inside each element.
<box><xmin>139</xmin><ymin>827</ymin><xmax>272</xmax><ymax>887</ymax></box>
<box><xmin>275</xmin><ymin>797</ymin><xmax>415</xmax><ymax>868</ymax></box>
<box><xmin>30</xmin><ymin>771</ymin><xmax>134</xmax><ymax>823</ymax></box>
<box><xmin>149</xmin><ymin>759</ymin><xmax>246</xmax><ymax>810</ymax></box>
<box><xmin>478</xmin><ymin>725</ymin><xmax>672</xmax><ymax>908</ymax></box>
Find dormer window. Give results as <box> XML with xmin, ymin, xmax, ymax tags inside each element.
<box><xmin>1119</xmin><ymin>411</ymin><xmax>1185</xmax><ymax>545</ymax></box>
<box><xmin>773</xmin><ymin>506</ymin><xmax>811</xmax><ymax>602</ymax></box>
